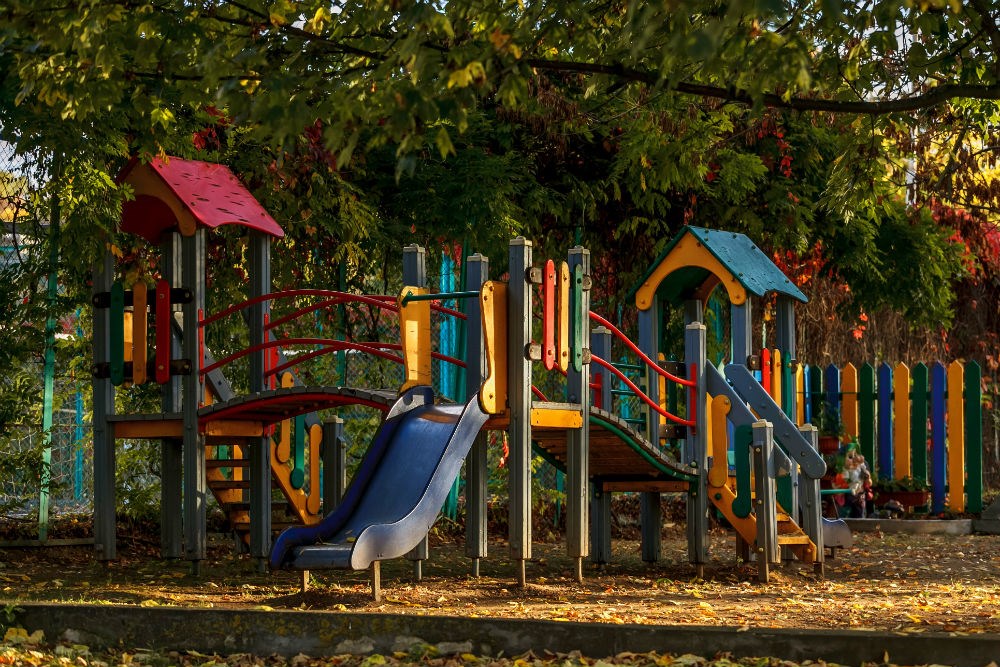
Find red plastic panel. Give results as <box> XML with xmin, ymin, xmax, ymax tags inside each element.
<box><xmin>542</xmin><ymin>259</ymin><xmax>556</xmax><ymax>371</ymax></box>
<box><xmin>120</xmin><ymin>156</ymin><xmax>284</xmax><ymax>241</ymax></box>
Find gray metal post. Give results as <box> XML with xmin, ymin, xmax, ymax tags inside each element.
<box><xmin>508</xmin><ymin>237</ymin><xmax>532</xmax><ymax>585</ymax></box>
<box><xmin>248</xmin><ymin>232</ymin><xmax>272</xmax><ymax>569</ymax></box>
<box><xmin>798</xmin><ymin>424</ymin><xmax>824</xmax><ymax>576</ymax></box>
<box><xmin>182</xmin><ymin>229</ymin><xmax>207</xmax><ymax>570</ymax></box>
<box><xmin>92</xmin><ymin>250</ymin><xmax>116</xmax><ymax>561</ymax></box>
<box><xmin>566</xmin><ymin>246</ymin><xmax>590</xmax><ymax>582</ymax></box>
<box><xmin>322</xmin><ymin>418</ymin><xmax>346</xmax><ymax>513</ymax></box>
<box><xmin>590</xmin><ymin>486</ymin><xmax>612</xmax><ymax>565</ymax></box>
<box><xmin>684</xmin><ymin>319</ymin><xmax>708</xmax><ymax>574</ymax></box>
<box><xmin>160</xmin><ymin>233</ymin><xmax>183</xmax><ymax>559</ymax></box>
<box><xmin>637</xmin><ymin>307</ymin><xmax>660</xmax><ymax>562</ymax></box>
<box><xmin>752</xmin><ymin>420</ymin><xmax>778</xmax><ymax>583</ymax></box>
<box><xmin>589</xmin><ymin>326</ymin><xmax>612</xmax><ymax>566</ymax></box>
<box><xmin>403</xmin><ymin>244</ymin><xmax>429</xmax><ymax>577</ymax></box>
<box><xmin>464</xmin><ymin>254</ymin><xmax>489</xmax><ymax>576</ymax></box>
<box><xmin>731</xmin><ymin>301</ymin><xmax>752</xmax><ymax>366</ymax></box>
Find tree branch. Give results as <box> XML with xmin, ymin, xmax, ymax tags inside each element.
<box><xmin>522</xmin><ymin>58</ymin><xmax>1000</xmax><ymax>114</ymax></box>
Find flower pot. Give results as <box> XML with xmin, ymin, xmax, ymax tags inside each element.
<box><xmin>874</xmin><ymin>489</ymin><xmax>930</xmax><ymax>510</ymax></box>
<box><xmin>818</xmin><ymin>435</ymin><xmax>840</xmax><ymax>454</ymax></box>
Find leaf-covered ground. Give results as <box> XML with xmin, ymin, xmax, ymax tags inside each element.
<box><xmin>3</xmin><ymin>522</ymin><xmax>1000</xmax><ymax>634</ymax></box>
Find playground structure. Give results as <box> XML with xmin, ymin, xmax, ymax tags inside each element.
<box><xmin>92</xmin><ymin>156</ymin><xmax>865</xmax><ymax>592</ymax></box>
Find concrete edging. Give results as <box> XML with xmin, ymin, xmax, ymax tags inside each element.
<box><xmin>9</xmin><ymin>603</ymin><xmax>1000</xmax><ymax>667</ymax></box>
<box><xmin>844</xmin><ymin>518</ymin><xmax>973</xmax><ymax>535</ymax></box>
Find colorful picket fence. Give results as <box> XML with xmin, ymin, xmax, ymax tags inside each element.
<box><xmin>757</xmin><ymin>350</ymin><xmax>983</xmax><ymax>514</ymax></box>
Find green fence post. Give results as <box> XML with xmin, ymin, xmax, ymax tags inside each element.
<box><xmin>859</xmin><ymin>363</ymin><xmax>876</xmax><ymax>475</ymax></box>
<box><xmin>911</xmin><ymin>363</ymin><xmax>929</xmax><ymax>485</ymax></box>
<box><xmin>965</xmin><ymin>361</ymin><xmax>983</xmax><ymax>513</ymax></box>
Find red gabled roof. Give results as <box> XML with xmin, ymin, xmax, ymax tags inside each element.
<box><xmin>118</xmin><ymin>156</ymin><xmax>284</xmax><ymax>242</ymax></box>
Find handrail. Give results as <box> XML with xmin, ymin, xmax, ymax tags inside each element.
<box><xmin>588</xmin><ymin>311</ymin><xmax>694</xmax><ymax>387</ymax></box>
<box><xmin>400</xmin><ymin>289</ymin><xmax>478</xmax><ymax>313</ymax></box>
<box><xmin>200</xmin><ymin>338</ymin><xmax>402</xmax><ymax>376</ymax></box>
<box><xmin>591</xmin><ymin>355</ymin><xmax>695</xmax><ymax>427</ymax></box>
<box><xmin>266</xmin><ymin>341</ymin><xmax>467</xmax><ymax>378</ymax></box>
<box><xmin>200</xmin><ymin>290</ymin><xmax>396</xmax><ymax>328</ymax></box>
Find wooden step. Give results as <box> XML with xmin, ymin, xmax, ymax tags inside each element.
<box><xmin>777</xmin><ymin>534</ymin><xmax>813</xmax><ymax>546</ymax></box>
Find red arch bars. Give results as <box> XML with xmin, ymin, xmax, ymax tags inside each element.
<box><xmin>590</xmin><ymin>355</ymin><xmax>695</xmax><ymax>427</ymax></box>
<box><xmin>587</xmin><ymin>311</ymin><xmax>695</xmax><ymax>387</ymax></box>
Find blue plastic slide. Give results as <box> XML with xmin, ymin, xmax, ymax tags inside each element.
<box><xmin>269</xmin><ymin>386</ymin><xmax>488</xmax><ymax>571</ymax></box>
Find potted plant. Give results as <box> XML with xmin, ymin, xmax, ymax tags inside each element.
<box><xmin>873</xmin><ymin>476</ymin><xmax>931</xmax><ymax>511</ymax></box>
<box><xmin>813</xmin><ymin>407</ymin><xmax>844</xmax><ymax>454</ymax></box>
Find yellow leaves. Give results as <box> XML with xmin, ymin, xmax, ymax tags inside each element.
<box><xmin>2</xmin><ymin>628</ymin><xmax>43</xmax><ymax>645</ymax></box>
<box><xmin>447</xmin><ymin>62</ymin><xmax>486</xmax><ymax>89</ymax></box>
<box><xmin>489</xmin><ymin>30</ymin><xmax>522</xmax><ymax>59</ymax></box>
<box><xmin>305</xmin><ymin>7</ymin><xmax>334</xmax><ymax>34</ymax></box>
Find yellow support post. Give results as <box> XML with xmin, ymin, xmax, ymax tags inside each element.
<box><xmin>893</xmin><ymin>362</ymin><xmax>911</xmax><ymax>481</ymax></box>
<box><xmin>771</xmin><ymin>349</ymin><xmax>782</xmax><ymax>408</ymax></box>
<box><xmin>708</xmin><ymin>394</ymin><xmax>730</xmax><ymax>489</ymax></box>
<box><xmin>795</xmin><ymin>364</ymin><xmax>805</xmax><ymax>426</ymax></box>
<box><xmin>479</xmin><ymin>281</ymin><xmax>508</xmax><ymax>414</ymax></box>
<box><xmin>841</xmin><ymin>363</ymin><xmax>859</xmax><ymax>442</ymax></box>
<box><xmin>132</xmin><ymin>282</ymin><xmax>148</xmax><ymax>385</ymax></box>
<box><xmin>399</xmin><ymin>286</ymin><xmax>432</xmax><ymax>392</ymax></box>
<box><xmin>947</xmin><ymin>361</ymin><xmax>965</xmax><ymax>513</ymax></box>
<box><xmin>307</xmin><ymin>423</ymin><xmax>322</xmax><ymax>515</ymax></box>
<box><xmin>277</xmin><ymin>372</ymin><xmax>294</xmax><ymax>463</ymax></box>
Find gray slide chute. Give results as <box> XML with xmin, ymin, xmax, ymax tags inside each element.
<box><xmin>270</xmin><ymin>387</ymin><xmax>488</xmax><ymax>571</ymax></box>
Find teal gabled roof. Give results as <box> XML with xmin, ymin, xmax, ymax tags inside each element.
<box><xmin>627</xmin><ymin>226</ymin><xmax>808</xmax><ymax>307</ymax></box>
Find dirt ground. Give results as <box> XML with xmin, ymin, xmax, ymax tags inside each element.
<box><xmin>2</xmin><ymin>517</ymin><xmax>1000</xmax><ymax>635</ymax></box>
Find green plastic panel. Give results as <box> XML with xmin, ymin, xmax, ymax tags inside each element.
<box><xmin>732</xmin><ymin>425</ymin><xmax>754</xmax><ymax>518</ymax></box>
<box><xmin>776</xmin><ymin>475</ymin><xmax>793</xmax><ymax>517</ymax></box>
<box><xmin>910</xmin><ymin>363</ymin><xmax>929</xmax><ymax>485</ymax></box>
<box><xmin>965</xmin><ymin>361</ymin><xmax>983</xmax><ymax>513</ymax></box>
<box><xmin>571</xmin><ymin>264</ymin><xmax>584</xmax><ymax>372</ymax></box>
<box><xmin>782</xmin><ymin>355</ymin><xmax>794</xmax><ymax>418</ymax></box>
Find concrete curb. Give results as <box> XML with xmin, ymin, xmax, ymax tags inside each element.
<box><xmin>844</xmin><ymin>518</ymin><xmax>972</xmax><ymax>535</ymax></box>
<box><xmin>10</xmin><ymin>603</ymin><xmax>1000</xmax><ymax>667</ymax></box>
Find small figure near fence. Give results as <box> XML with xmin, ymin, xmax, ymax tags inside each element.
<box><xmin>830</xmin><ymin>441</ymin><xmax>872</xmax><ymax>519</ymax></box>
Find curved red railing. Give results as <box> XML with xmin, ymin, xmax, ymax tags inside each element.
<box><xmin>265</xmin><ymin>341</ymin><xmax>466</xmax><ymax>378</ymax></box>
<box><xmin>201</xmin><ymin>289</ymin><xmax>466</xmax><ymax>329</ymax></box>
<box><xmin>588</xmin><ymin>311</ymin><xmax>694</xmax><ymax>387</ymax></box>
<box><xmin>590</xmin><ymin>355</ymin><xmax>695</xmax><ymax>427</ymax></box>
<box><xmin>200</xmin><ymin>290</ymin><xmax>397</xmax><ymax>328</ymax></box>
<box><xmin>201</xmin><ymin>338</ymin><xmax>403</xmax><ymax>376</ymax></box>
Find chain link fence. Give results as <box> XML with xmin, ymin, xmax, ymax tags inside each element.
<box><xmin>1</xmin><ymin>134</ymin><xmax>94</xmax><ymax>524</ymax></box>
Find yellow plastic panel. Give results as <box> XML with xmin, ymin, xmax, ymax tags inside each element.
<box><xmin>479</xmin><ymin>281</ymin><xmax>508</xmax><ymax>414</ymax></box>
<box><xmin>771</xmin><ymin>349</ymin><xmax>782</xmax><ymax>407</ymax></box>
<box><xmin>530</xmin><ymin>407</ymin><xmax>584</xmax><ymax>429</ymax></box>
<box><xmin>557</xmin><ymin>262</ymin><xmax>570</xmax><ymax>372</ymax></box>
<box><xmin>398</xmin><ymin>286</ymin><xmax>432</xmax><ymax>393</ymax></box>
<box><xmin>795</xmin><ymin>364</ymin><xmax>805</xmax><ymax>426</ymax></box>
<box><xmin>947</xmin><ymin>361</ymin><xmax>965</xmax><ymax>513</ymax></box>
<box><xmin>893</xmin><ymin>362</ymin><xmax>911</xmax><ymax>480</ymax></box>
<box><xmin>635</xmin><ymin>233</ymin><xmax>747</xmax><ymax>310</ymax></box>
<box><xmin>841</xmin><ymin>362</ymin><xmax>858</xmax><ymax>441</ymax></box>
<box><xmin>708</xmin><ymin>394</ymin><xmax>731</xmax><ymax>488</ymax></box>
